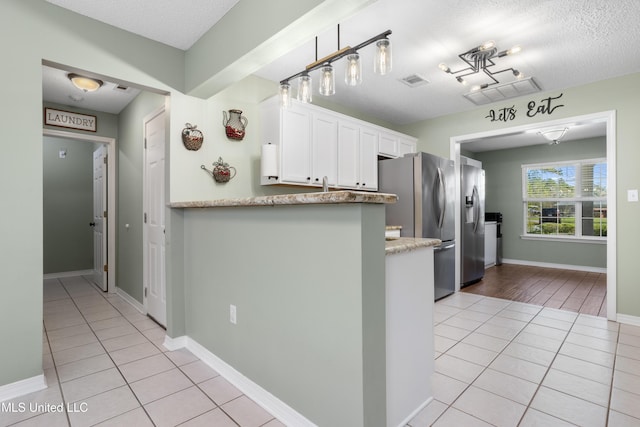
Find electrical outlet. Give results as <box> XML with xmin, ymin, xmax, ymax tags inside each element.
<box><xmin>628</xmin><ymin>189</ymin><xmax>639</xmax><ymax>202</ymax></box>
<box><xmin>230</xmin><ymin>304</ymin><xmax>237</xmax><ymax>324</ymax></box>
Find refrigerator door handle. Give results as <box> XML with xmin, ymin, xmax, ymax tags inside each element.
<box><xmin>435</xmin><ymin>167</ymin><xmax>446</xmax><ymax>228</ymax></box>
<box><xmin>472</xmin><ymin>185</ymin><xmax>480</xmax><ymax>232</ymax></box>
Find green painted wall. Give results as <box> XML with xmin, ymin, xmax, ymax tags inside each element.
<box><xmin>0</xmin><ymin>0</ymin><xmax>183</xmax><ymax>388</ymax></box>
<box><xmin>42</xmin><ymin>136</ymin><xmax>94</xmax><ymax>273</ymax></box>
<box><xmin>475</xmin><ymin>137</ymin><xmax>606</xmax><ymax>268</ymax></box>
<box><xmin>399</xmin><ymin>74</ymin><xmax>640</xmax><ymax>316</ymax></box>
<box><xmin>182</xmin><ymin>203</ymin><xmax>386</xmax><ymax>426</ymax></box>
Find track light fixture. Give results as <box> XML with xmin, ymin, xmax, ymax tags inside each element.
<box><xmin>439</xmin><ymin>40</ymin><xmax>523</xmax><ymax>90</ymax></box>
<box><xmin>279</xmin><ymin>26</ymin><xmax>392</xmax><ymax>107</ymax></box>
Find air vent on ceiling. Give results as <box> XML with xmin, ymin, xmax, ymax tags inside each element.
<box><xmin>463</xmin><ymin>77</ymin><xmax>541</xmax><ymax>105</ymax></box>
<box><xmin>113</xmin><ymin>84</ymin><xmax>131</xmax><ymax>93</ymax></box>
<box><xmin>399</xmin><ymin>74</ymin><xmax>430</xmax><ymax>87</ymax></box>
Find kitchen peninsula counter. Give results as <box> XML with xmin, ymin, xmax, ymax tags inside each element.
<box><xmin>167</xmin><ymin>190</ymin><xmax>433</xmax><ymax>426</ymax></box>
<box><xmin>169</xmin><ymin>190</ymin><xmax>397</xmax><ymax>208</ymax></box>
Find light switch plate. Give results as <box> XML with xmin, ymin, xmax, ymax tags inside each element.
<box><xmin>628</xmin><ymin>189</ymin><xmax>639</xmax><ymax>202</ymax></box>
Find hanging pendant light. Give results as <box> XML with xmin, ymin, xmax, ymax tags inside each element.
<box><xmin>297</xmin><ymin>73</ymin><xmax>313</xmax><ymax>103</ymax></box>
<box><xmin>374</xmin><ymin>39</ymin><xmax>392</xmax><ymax>75</ymax></box>
<box><xmin>345</xmin><ymin>53</ymin><xmax>362</xmax><ymax>86</ymax></box>
<box><xmin>319</xmin><ymin>65</ymin><xmax>335</xmax><ymax>96</ymax></box>
<box><xmin>279</xmin><ymin>82</ymin><xmax>292</xmax><ymax>108</ymax></box>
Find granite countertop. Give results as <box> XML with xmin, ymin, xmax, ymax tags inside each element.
<box><xmin>169</xmin><ymin>191</ymin><xmax>398</xmax><ymax>208</ymax></box>
<box><xmin>385</xmin><ymin>237</ymin><xmax>441</xmax><ymax>255</ymax></box>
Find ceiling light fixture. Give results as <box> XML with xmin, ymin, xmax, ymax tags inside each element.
<box><xmin>279</xmin><ymin>26</ymin><xmax>392</xmax><ymax>106</ymax></box>
<box><xmin>67</xmin><ymin>73</ymin><xmax>103</xmax><ymax>92</ymax></box>
<box><xmin>439</xmin><ymin>40</ymin><xmax>523</xmax><ymax>90</ymax></box>
<box><xmin>539</xmin><ymin>128</ymin><xmax>568</xmax><ymax>144</ymax></box>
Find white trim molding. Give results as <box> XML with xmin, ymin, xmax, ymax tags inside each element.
<box><xmin>0</xmin><ymin>374</ymin><xmax>46</xmax><ymax>403</ymax></box>
<box><xmin>43</xmin><ymin>270</ymin><xmax>94</xmax><ymax>279</ymax></box>
<box><xmin>501</xmin><ymin>258</ymin><xmax>606</xmax><ymax>274</ymax></box>
<box><xmin>163</xmin><ymin>335</ymin><xmax>316</xmax><ymax>427</ymax></box>
<box><xmin>617</xmin><ymin>314</ymin><xmax>640</xmax><ymax>327</ymax></box>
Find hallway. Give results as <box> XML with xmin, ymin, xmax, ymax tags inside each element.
<box><xmin>1</xmin><ymin>276</ymin><xmax>283</xmax><ymax>427</ymax></box>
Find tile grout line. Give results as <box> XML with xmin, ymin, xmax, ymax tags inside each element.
<box><xmin>55</xmin><ymin>276</ymin><xmax>274</xmax><ymax>427</ymax></box>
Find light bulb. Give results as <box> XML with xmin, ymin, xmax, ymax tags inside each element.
<box><xmin>374</xmin><ymin>39</ymin><xmax>392</xmax><ymax>75</ymax></box>
<box><xmin>438</xmin><ymin>63</ymin><xmax>451</xmax><ymax>73</ymax></box>
<box><xmin>480</xmin><ymin>40</ymin><xmax>495</xmax><ymax>51</ymax></box>
<box><xmin>297</xmin><ymin>74</ymin><xmax>312</xmax><ymax>103</ymax></box>
<box><xmin>456</xmin><ymin>76</ymin><xmax>467</xmax><ymax>85</ymax></box>
<box><xmin>345</xmin><ymin>54</ymin><xmax>362</xmax><ymax>86</ymax></box>
<box><xmin>507</xmin><ymin>45</ymin><xmax>522</xmax><ymax>55</ymax></box>
<box><xmin>319</xmin><ymin>65</ymin><xmax>335</xmax><ymax>96</ymax></box>
<box><xmin>513</xmin><ymin>69</ymin><xmax>524</xmax><ymax>79</ymax></box>
<box><xmin>279</xmin><ymin>82</ymin><xmax>291</xmax><ymax>108</ymax></box>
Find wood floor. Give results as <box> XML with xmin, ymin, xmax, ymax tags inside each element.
<box><xmin>461</xmin><ymin>263</ymin><xmax>607</xmax><ymax>318</ymax></box>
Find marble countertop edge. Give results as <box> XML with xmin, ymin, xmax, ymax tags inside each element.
<box><xmin>169</xmin><ymin>191</ymin><xmax>398</xmax><ymax>208</ymax></box>
<box><xmin>385</xmin><ymin>237</ymin><xmax>442</xmax><ymax>255</ymax></box>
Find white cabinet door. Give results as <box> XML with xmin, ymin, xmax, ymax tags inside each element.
<box><xmin>360</xmin><ymin>127</ymin><xmax>378</xmax><ymax>191</ymax></box>
<box><xmin>312</xmin><ymin>112</ymin><xmax>338</xmax><ymax>186</ymax></box>
<box><xmin>280</xmin><ymin>107</ymin><xmax>312</xmax><ymax>185</ymax></box>
<box><xmin>378</xmin><ymin>132</ymin><xmax>398</xmax><ymax>157</ymax></box>
<box><xmin>337</xmin><ymin>121</ymin><xmax>360</xmax><ymax>188</ymax></box>
<box><xmin>398</xmin><ymin>138</ymin><xmax>417</xmax><ymax>157</ymax></box>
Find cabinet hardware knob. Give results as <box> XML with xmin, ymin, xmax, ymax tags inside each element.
<box><xmin>315</xmin><ymin>178</ymin><xmax>319</xmax><ymax>181</ymax></box>
<box><xmin>307</xmin><ymin>177</ymin><xmax>311</xmax><ymax>180</ymax></box>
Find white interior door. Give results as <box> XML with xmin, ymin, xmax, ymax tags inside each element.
<box><xmin>144</xmin><ymin>109</ymin><xmax>166</xmax><ymax>326</ymax></box>
<box><xmin>92</xmin><ymin>145</ymin><xmax>108</xmax><ymax>291</ymax></box>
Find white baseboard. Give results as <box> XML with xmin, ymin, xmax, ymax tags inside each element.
<box><xmin>43</xmin><ymin>270</ymin><xmax>93</xmax><ymax>279</ymax></box>
<box><xmin>115</xmin><ymin>287</ymin><xmax>145</xmax><ymax>314</ymax></box>
<box><xmin>166</xmin><ymin>335</ymin><xmax>316</xmax><ymax>426</ymax></box>
<box><xmin>0</xmin><ymin>374</ymin><xmax>46</xmax><ymax>403</ymax></box>
<box><xmin>395</xmin><ymin>396</ymin><xmax>433</xmax><ymax>427</ymax></box>
<box><xmin>501</xmin><ymin>258</ymin><xmax>606</xmax><ymax>274</ymax></box>
<box><xmin>616</xmin><ymin>313</ymin><xmax>640</xmax><ymax>327</ymax></box>
<box><xmin>163</xmin><ymin>335</ymin><xmax>188</xmax><ymax>352</ymax></box>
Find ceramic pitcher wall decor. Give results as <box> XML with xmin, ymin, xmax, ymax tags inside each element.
<box><xmin>223</xmin><ymin>109</ymin><xmax>248</xmax><ymax>140</ymax></box>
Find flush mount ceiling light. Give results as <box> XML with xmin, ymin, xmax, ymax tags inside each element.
<box><xmin>279</xmin><ymin>25</ymin><xmax>392</xmax><ymax>107</ymax></box>
<box><xmin>539</xmin><ymin>128</ymin><xmax>568</xmax><ymax>144</ymax></box>
<box><xmin>439</xmin><ymin>40</ymin><xmax>524</xmax><ymax>91</ymax></box>
<box><xmin>68</xmin><ymin>73</ymin><xmax>103</xmax><ymax>92</ymax></box>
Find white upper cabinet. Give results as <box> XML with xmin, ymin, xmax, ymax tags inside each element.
<box><xmin>311</xmin><ymin>111</ymin><xmax>338</xmax><ymax>186</ymax></box>
<box><xmin>260</xmin><ymin>96</ymin><xmax>416</xmax><ymax>191</ymax></box>
<box><xmin>280</xmin><ymin>107</ymin><xmax>312</xmax><ymax>184</ymax></box>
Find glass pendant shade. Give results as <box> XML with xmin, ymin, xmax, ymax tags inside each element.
<box><xmin>374</xmin><ymin>39</ymin><xmax>392</xmax><ymax>75</ymax></box>
<box><xmin>297</xmin><ymin>74</ymin><xmax>312</xmax><ymax>103</ymax></box>
<box><xmin>318</xmin><ymin>65</ymin><xmax>335</xmax><ymax>96</ymax></box>
<box><xmin>279</xmin><ymin>82</ymin><xmax>292</xmax><ymax>108</ymax></box>
<box><xmin>344</xmin><ymin>54</ymin><xmax>362</xmax><ymax>86</ymax></box>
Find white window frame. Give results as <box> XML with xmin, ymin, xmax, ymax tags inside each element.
<box><xmin>522</xmin><ymin>158</ymin><xmax>607</xmax><ymax>243</ymax></box>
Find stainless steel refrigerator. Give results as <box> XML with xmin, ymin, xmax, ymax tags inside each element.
<box><xmin>378</xmin><ymin>152</ymin><xmax>456</xmax><ymax>300</ymax></box>
<box><xmin>460</xmin><ymin>164</ymin><xmax>485</xmax><ymax>286</ymax></box>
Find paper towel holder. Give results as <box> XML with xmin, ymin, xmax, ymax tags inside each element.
<box><xmin>262</xmin><ymin>142</ymin><xmax>279</xmax><ymax>180</ymax></box>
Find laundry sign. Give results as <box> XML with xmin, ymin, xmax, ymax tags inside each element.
<box><xmin>44</xmin><ymin>108</ymin><xmax>97</xmax><ymax>132</ymax></box>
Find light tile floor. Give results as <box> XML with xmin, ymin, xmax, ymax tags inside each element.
<box><xmin>4</xmin><ymin>277</ymin><xmax>640</xmax><ymax>426</ymax></box>
<box><xmin>1</xmin><ymin>276</ymin><xmax>284</xmax><ymax>427</ymax></box>
<box><xmin>408</xmin><ymin>292</ymin><xmax>640</xmax><ymax>427</ymax></box>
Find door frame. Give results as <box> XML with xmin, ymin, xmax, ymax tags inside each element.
<box><xmin>43</xmin><ymin>128</ymin><xmax>117</xmax><ymax>293</ymax></box>
<box><xmin>450</xmin><ymin>110</ymin><xmax>617</xmax><ymax>321</ymax></box>
<box><xmin>142</xmin><ymin>105</ymin><xmax>167</xmax><ymax>324</ymax></box>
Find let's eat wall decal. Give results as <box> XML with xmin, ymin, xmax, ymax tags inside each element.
<box><xmin>485</xmin><ymin>93</ymin><xmax>565</xmax><ymax>123</ymax></box>
<box><xmin>44</xmin><ymin>108</ymin><xmax>97</xmax><ymax>132</ymax></box>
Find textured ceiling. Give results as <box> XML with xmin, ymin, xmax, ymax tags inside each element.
<box><xmin>43</xmin><ymin>0</ymin><xmax>639</xmax><ymax>148</ymax></box>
